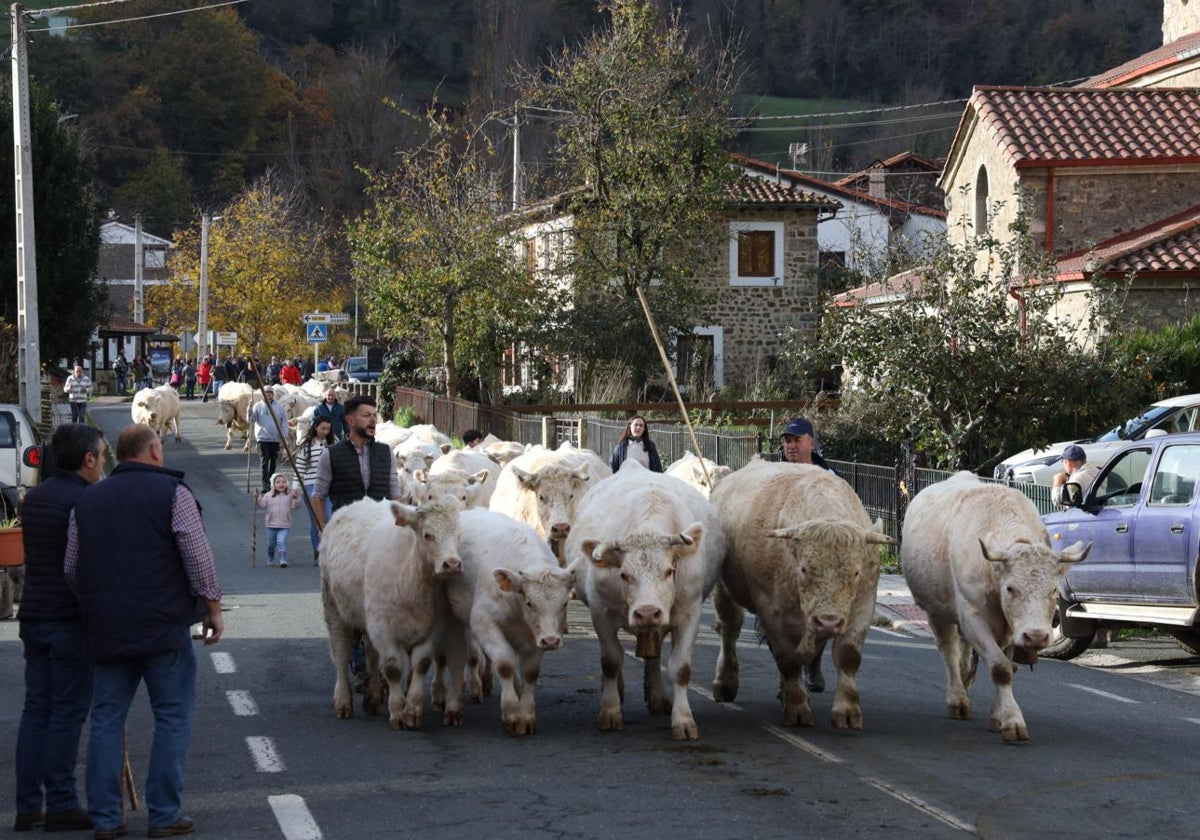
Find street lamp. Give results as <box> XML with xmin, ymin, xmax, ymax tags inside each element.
<box><xmin>198</xmin><ymin>213</ymin><xmax>221</xmax><ymax>360</ymax></box>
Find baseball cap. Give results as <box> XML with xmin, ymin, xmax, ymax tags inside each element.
<box><xmin>782</xmin><ymin>418</ymin><xmax>815</xmax><ymax>438</ymax></box>
<box><xmin>1061</xmin><ymin>444</ymin><xmax>1086</xmax><ymax>462</ymax></box>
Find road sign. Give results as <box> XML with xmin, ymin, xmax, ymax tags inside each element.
<box><xmin>306</xmin><ymin>323</ymin><xmax>328</xmax><ymax>343</ymax></box>
<box><xmin>215</xmin><ymin>331</ymin><xmax>237</xmax><ymax>346</ymax></box>
<box><xmin>303</xmin><ymin>312</ymin><xmax>351</xmax><ymax>325</ymax></box>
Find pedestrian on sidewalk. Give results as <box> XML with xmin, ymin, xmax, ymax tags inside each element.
<box><xmin>182</xmin><ymin>360</ymin><xmax>196</xmax><ymax>401</ymax></box>
<box><xmin>65</xmin><ymin>423</ymin><xmax>223</xmax><ymax>840</ymax></box>
<box><xmin>255</xmin><ymin>473</ymin><xmax>300</xmax><ymax>568</ymax></box>
<box><xmin>63</xmin><ymin>366</ymin><xmax>91</xmax><ymax>424</ymax></box>
<box><xmin>113</xmin><ymin>353</ymin><xmax>129</xmax><ymax>396</ymax></box>
<box><xmin>13</xmin><ymin>424</ymin><xmax>107</xmax><ymax>834</ymax></box>
<box><xmin>249</xmin><ymin>385</ymin><xmax>290</xmax><ymax>494</ymax></box>
<box><xmin>296</xmin><ymin>418</ymin><xmax>333</xmax><ymax>564</ymax></box>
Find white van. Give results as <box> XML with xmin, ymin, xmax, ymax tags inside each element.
<box><xmin>0</xmin><ymin>403</ymin><xmax>43</xmax><ymax>518</ymax></box>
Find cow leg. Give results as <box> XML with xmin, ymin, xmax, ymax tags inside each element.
<box><xmin>400</xmin><ymin>639</ymin><xmax>437</xmax><ymax>730</ymax></box>
<box><xmin>379</xmin><ymin>647</ymin><xmax>408</xmax><ymax>731</ymax></box>
<box><xmin>224</xmin><ymin>427</ymin><xmax>233</xmax><ymax>451</ymax></box>
<box><xmin>594</xmin><ymin>613</ymin><xmax>625</xmax><ymax>732</ymax></box>
<box><xmin>643</xmin><ymin>656</ymin><xmax>670</xmax><ymax>716</ymax></box>
<box><xmin>438</xmin><ymin>622</ymin><xmax>468</xmax><ymax>727</ymax></box>
<box><xmin>322</xmin><ymin>581</ymin><xmax>356</xmax><ymax>719</ymax></box>
<box><xmin>431</xmin><ymin>656</ymin><xmax>449</xmax><ymax>712</ymax></box>
<box><xmin>760</xmin><ymin>621</ymin><xmax>813</xmax><ymax>727</ymax></box>
<box><xmin>467</xmin><ymin>637</ymin><xmax>487</xmax><ymax>703</ymax></box>
<box><xmin>958</xmin><ymin>617</ymin><xmax>1028</xmax><ymax>742</ymax></box>
<box><xmin>515</xmin><ymin>649</ymin><xmax>544</xmax><ymax>736</ymax></box>
<box><xmin>474</xmin><ymin>618</ymin><xmax>524</xmax><ymax>734</ymax></box>
<box><xmin>666</xmin><ymin>612</ymin><xmax>702</xmax><ymax>740</ymax></box>
<box><xmin>829</xmin><ymin>636</ymin><xmax>865</xmax><ymax>730</ymax></box>
<box><xmin>711</xmin><ymin>583</ymin><xmax>744</xmax><ymax>702</ymax></box>
<box><xmin>927</xmin><ymin>615</ymin><xmax>971</xmax><ymax>720</ymax></box>
<box><xmin>361</xmin><ymin>635</ymin><xmax>385</xmax><ymax>717</ymax></box>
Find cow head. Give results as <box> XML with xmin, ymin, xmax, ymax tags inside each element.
<box><xmin>582</xmin><ymin>523</ymin><xmax>704</xmax><ymax>632</ymax></box>
<box><xmin>494</xmin><ymin>563</ymin><xmax>576</xmax><ymax>650</ymax></box>
<box><xmin>412</xmin><ymin>470</ymin><xmax>490</xmax><ymax>510</ymax></box>
<box><xmin>513</xmin><ymin>464</ymin><xmax>592</xmax><ymax>540</ymax></box>
<box><xmin>133</xmin><ymin>391</ymin><xmax>161</xmax><ymax>422</ymax></box>
<box><xmin>768</xmin><ymin>518</ymin><xmax>891</xmax><ymax>647</ymax></box>
<box><xmin>979</xmin><ymin>536</ymin><xmax>1090</xmax><ymax>656</ymax></box>
<box><xmin>389</xmin><ymin>497</ymin><xmax>463</xmax><ymax>577</ymax></box>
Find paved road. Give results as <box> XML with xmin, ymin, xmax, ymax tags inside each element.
<box><xmin>3</xmin><ymin>400</ymin><xmax>1200</xmax><ymax>839</ymax></box>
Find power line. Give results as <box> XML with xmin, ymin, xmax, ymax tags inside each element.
<box><xmin>738</xmin><ymin>111</ymin><xmax>962</xmax><ymax>133</ymax></box>
<box><xmin>734</xmin><ymin>97</ymin><xmax>970</xmax><ymax>121</ymax></box>
<box><xmin>29</xmin><ymin>0</ymin><xmax>248</xmax><ymax>32</ymax></box>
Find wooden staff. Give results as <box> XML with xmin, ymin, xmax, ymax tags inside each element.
<box><xmin>121</xmin><ymin>729</ymin><xmax>139</xmax><ymax>812</ymax></box>
<box><xmin>247</xmin><ymin>361</ymin><xmax>320</xmax><ymax>538</ymax></box>
<box><xmin>250</xmin><ymin>489</ymin><xmax>258</xmax><ymax>567</ymax></box>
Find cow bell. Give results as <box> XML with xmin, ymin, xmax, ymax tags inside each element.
<box><xmin>636</xmin><ymin>630</ymin><xmax>662</xmax><ymax>659</ymax></box>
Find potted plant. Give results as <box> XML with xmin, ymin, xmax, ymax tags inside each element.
<box><xmin>0</xmin><ymin>516</ymin><xmax>22</xmax><ymax>568</ymax></box>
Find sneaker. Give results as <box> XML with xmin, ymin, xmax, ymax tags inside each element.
<box><xmin>280</xmin><ymin>561</ymin><xmax>288</xmax><ymax>568</ymax></box>
<box><xmin>146</xmin><ymin>816</ymin><xmax>193</xmax><ymax>838</ymax></box>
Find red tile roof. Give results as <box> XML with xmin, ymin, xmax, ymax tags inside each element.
<box><xmin>725</xmin><ymin>174</ymin><xmax>839</xmax><ymax>209</ymax></box>
<box><xmin>829</xmin><ymin>267</ymin><xmax>930</xmax><ymax>307</ymax></box>
<box><xmin>1056</xmin><ymin>204</ymin><xmax>1200</xmax><ymax>280</ymax></box>
<box><xmin>834</xmin><ymin>151</ymin><xmax>941</xmax><ymax>185</ymax></box>
<box><xmin>961</xmin><ymin>86</ymin><xmax>1200</xmax><ymax>169</ymax></box>
<box><xmin>100</xmin><ymin>315</ymin><xmax>155</xmax><ymax>334</ymax></box>
<box><xmin>1082</xmin><ymin>29</ymin><xmax>1200</xmax><ymax>88</ymax></box>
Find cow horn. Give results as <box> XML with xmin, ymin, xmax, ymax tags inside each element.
<box><xmin>865</xmin><ymin>531</ymin><xmax>896</xmax><ymax>546</ymax></box>
<box><xmin>668</xmin><ymin>532</ymin><xmax>695</xmax><ymax>547</ymax></box>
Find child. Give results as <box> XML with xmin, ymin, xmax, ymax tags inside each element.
<box><xmin>256</xmin><ymin>473</ymin><xmax>300</xmax><ymax>567</ymax></box>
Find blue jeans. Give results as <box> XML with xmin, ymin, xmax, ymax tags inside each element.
<box><xmin>86</xmin><ymin>636</ymin><xmax>196</xmax><ymax>832</ymax></box>
<box><xmin>115</xmin><ymin>373</ymin><xmax>127</xmax><ymax>394</ymax></box>
<box><xmin>69</xmin><ymin>402</ymin><xmax>87</xmax><ymax>423</ymax></box>
<box><xmin>304</xmin><ymin>483</ymin><xmax>331</xmax><ymax>553</ymax></box>
<box><xmin>16</xmin><ymin>620</ymin><xmax>93</xmax><ymax>814</ymax></box>
<box><xmin>266</xmin><ymin>527</ymin><xmax>290</xmax><ymax>565</ymax></box>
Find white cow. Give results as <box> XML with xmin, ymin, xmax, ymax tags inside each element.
<box><xmin>711</xmin><ymin>460</ymin><xmax>891</xmax><ymax>729</ymax></box>
<box><xmin>489</xmin><ymin>443</ymin><xmax>612</xmax><ymax>545</ymax></box>
<box><xmin>902</xmin><ymin>472</ymin><xmax>1090</xmax><ymax>742</ymax></box>
<box><xmin>482</xmin><ymin>439</ymin><xmax>528</xmax><ymax>467</ymax></box>
<box><xmin>131</xmin><ymin>385</ymin><xmax>181</xmax><ymax>442</ymax></box>
<box><xmin>564</xmin><ymin>460</ymin><xmax>725</xmax><ymax>740</ymax></box>
<box><xmin>215</xmin><ymin>382</ymin><xmax>253</xmax><ymax>452</ymax></box>
<box><xmin>320</xmin><ymin>497</ymin><xmax>464</xmax><ymax>729</ymax></box>
<box><xmin>395</xmin><ymin>438</ymin><xmax>446</xmax><ymax>503</ymax></box>
<box><xmin>665</xmin><ymin>451</ymin><xmax>733</xmax><ymax>499</ymax></box>
<box><xmin>375</xmin><ymin>421</ymin><xmax>413</xmax><ymax>451</ymax></box>
<box><xmin>442</xmin><ymin>509</ymin><xmax>575</xmax><ymax>735</ymax></box>
<box><xmin>414</xmin><ymin>448</ymin><xmax>501</xmax><ymax>509</ymax></box>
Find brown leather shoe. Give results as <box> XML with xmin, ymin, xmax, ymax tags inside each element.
<box><xmin>93</xmin><ymin>826</ymin><xmax>126</xmax><ymax>840</ymax></box>
<box><xmin>13</xmin><ymin>811</ymin><xmax>44</xmax><ymax>831</ymax></box>
<box><xmin>146</xmin><ymin>817</ymin><xmax>194</xmax><ymax>838</ymax></box>
<box><xmin>44</xmin><ymin>806</ymin><xmax>94</xmax><ymax>831</ymax></box>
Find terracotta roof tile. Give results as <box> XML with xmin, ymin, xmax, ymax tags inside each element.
<box><xmin>725</xmin><ymin>174</ymin><xmax>839</xmax><ymax>208</ymax></box>
<box><xmin>1056</xmin><ymin>204</ymin><xmax>1200</xmax><ymax>279</ymax></box>
<box><xmin>969</xmin><ymin>86</ymin><xmax>1200</xmax><ymax>168</ymax></box>
<box><xmin>1082</xmin><ymin>30</ymin><xmax>1200</xmax><ymax>88</ymax></box>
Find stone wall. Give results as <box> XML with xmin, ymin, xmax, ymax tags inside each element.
<box><xmin>696</xmin><ymin>208</ymin><xmax>821</xmax><ymax>385</ymax></box>
<box><xmin>1163</xmin><ymin>0</ymin><xmax>1200</xmax><ymax>44</ymax></box>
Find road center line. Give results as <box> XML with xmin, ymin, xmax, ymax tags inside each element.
<box><xmin>1066</xmin><ymin>683</ymin><xmax>1139</xmax><ymax>704</ymax></box>
<box><xmin>1184</xmin><ymin>717</ymin><xmax>1200</xmax><ymax>725</ymax></box>
<box><xmin>862</xmin><ymin>776</ymin><xmax>977</xmax><ymax>835</ymax></box>
<box><xmin>268</xmin><ymin>794</ymin><xmax>323</xmax><ymax>840</ymax></box>
<box><xmin>211</xmin><ymin>652</ymin><xmax>236</xmax><ymax>674</ymax></box>
<box><xmin>246</xmin><ymin>736</ymin><xmax>286</xmax><ymax>773</ymax></box>
<box><xmin>226</xmin><ymin>690</ymin><xmax>259</xmax><ymax>716</ymax></box>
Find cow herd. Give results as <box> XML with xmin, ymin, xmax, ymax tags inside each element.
<box><xmin>313</xmin><ymin>421</ymin><xmax>1093</xmax><ymax>746</ymax></box>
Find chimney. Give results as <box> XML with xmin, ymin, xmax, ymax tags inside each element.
<box><xmin>1163</xmin><ymin>0</ymin><xmax>1200</xmax><ymax>44</ymax></box>
<box><xmin>868</xmin><ymin>170</ymin><xmax>886</xmax><ymax>199</ymax></box>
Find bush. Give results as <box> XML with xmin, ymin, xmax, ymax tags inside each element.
<box><xmin>394</xmin><ymin>405</ymin><xmax>416</xmax><ymax>427</ymax></box>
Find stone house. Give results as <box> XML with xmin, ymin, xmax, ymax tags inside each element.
<box><xmin>95</xmin><ymin>220</ymin><xmax>172</xmax><ymax>363</ymax></box>
<box><xmin>509</xmin><ymin>175</ymin><xmax>838</xmax><ymax>392</ymax></box>
<box><xmin>935</xmin><ymin>0</ymin><xmax>1200</xmax><ymax>331</ymax></box>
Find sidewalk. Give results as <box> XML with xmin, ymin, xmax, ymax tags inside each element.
<box><xmin>875</xmin><ymin>573</ymin><xmax>932</xmax><ymax>638</ymax></box>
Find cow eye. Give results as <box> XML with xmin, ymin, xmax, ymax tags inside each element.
<box><xmin>619</xmin><ymin>571</ymin><xmax>632</xmax><ymax>583</ymax></box>
<box><xmin>1005</xmin><ymin>584</ymin><xmax>1016</xmax><ymax>595</ymax></box>
<box><xmin>525</xmin><ymin>599</ymin><xmax>533</xmax><ymax>609</ymax></box>
<box><xmin>663</xmin><ymin>567</ymin><xmax>674</xmax><ymax>579</ymax></box>
<box><xmin>424</xmin><ymin>533</ymin><xmax>434</xmax><ymax>541</ymax></box>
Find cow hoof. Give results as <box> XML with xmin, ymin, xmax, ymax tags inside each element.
<box><xmin>596</xmin><ymin>710</ymin><xmax>624</xmax><ymax>732</ymax></box>
<box><xmin>948</xmin><ymin>702</ymin><xmax>972</xmax><ymax>720</ymax></box>
<box><xmin>782</xmin><ymin>705</ymin><xmax>815</xmax><ymax>727</ymax></box>
<box><xmin>831</xmin><ymin>708</ymin><xmax>864</xmax><ymax>730</ymax></box>
<box><xmin>431</xmin><ymin>696</ymin><xmax>446</xmax><ymax>713</ymax></box>
<box><xmin>506</xmin><ymin>714</ymin><xmax>535</xmax><ymax>736</ymax></box>
<box><xmin>334</xmin><ymin>704</ymin><xmax>353</xmax><ymax>720</ymax></box>
<box><xmin>647</xmin><ymin>695</ymin><xmax>671</xmax><ymax>716</ymax></box>
<box><xmin>712</xmin><ymin>681</ymin><xmax>739</xmax><ymax>703</ymax></box>
<box><xmin>672</xmin><ymin>720</ymin><xmax>699</xmax><ymax>740</ymax></box>
<box><xmin>389</xmin><ymin>718</ymin><xmax>402</xmax><ymax>731</ymax></box>
<box><xmin>443</xmin><ymin>709</ymin><xmax>463</xmax><ymax>727</ymax></box>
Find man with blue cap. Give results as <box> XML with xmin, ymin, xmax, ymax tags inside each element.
<box><xmin>1051</xmin><ymin>444</ymin><xmax>1099</xmax><ymax>508</ymax></box>
<box><xmin>780</xmin><ymin>417</ymin><xmax>836</xmax><ymax>692</ymax></box>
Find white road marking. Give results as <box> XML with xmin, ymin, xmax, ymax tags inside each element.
<box><xmin>268</xmin><ymin>794</ymin><xmax>323</xmax><ymax>840</ymax></box>
<box><xmin>760</xmin><ymin>723</ymin><xmax>846</xmax><ymax>765</ymax></box>
<box><xmin>867</xmin><ymin>638</ymin><xmax>935</xmax><ymax>649</ymax></box>
<box><xmin>1066</xmin><ymin>683</ymin><xmax>1139</xmax><ymax>704</ymax></box>
<box><xmin>1184</xmin><ymin>717</ymin><xmax>1200</xmax><ymax>725</ymax></box>
<box><xmin>862</xmin><ymin>777</ymin><xmax>978</xmax><ymax>835</ymax></box>
<box><xmin>246</xmin><ymin>736</ymin><xmax>285</xmax><ymax>773</ymax></box>
<box><xmin>226</xmin><ymin>690</ymin><xmax>259</xmax><ymax>716</ymax></box>
<box><xmin>210</xmin><ymin>652</ymin><xmax>236</xmax><ymax>674</ymax></box>
<box><xmin>688</xmin><ymin>685</ymin><xmax>743</xmax><ymax>712</ymax></box>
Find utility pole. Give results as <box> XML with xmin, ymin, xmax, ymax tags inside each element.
<box><xmin>11</xmin><ymin>3</ymin><xmax>41</xmax><ymax>423</ymax></box>
<box><xmin>133</xmin><ymin>214</ymin><xmax>144</xmax><ymax>324</ymax></box>
<box><xmin>508</xmin><ymin>107</ymin><xmax>522</xmax><ymax>211</ymax></box>
<box><xmin>198</xmin><ymin>213</ymin><xmax>212</xmax><ymax>361</ymax></box>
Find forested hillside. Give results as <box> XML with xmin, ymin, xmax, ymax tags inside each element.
<box><xmin>12</xmin><ymin>0</ymin><xmax>1165</xmax><ymax>231</ymax></box>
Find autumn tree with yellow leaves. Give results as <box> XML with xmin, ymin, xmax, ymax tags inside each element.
<box><xmin>149</xmin><ymin>172</ymin><xmax>345</xmax><ymax>359</ymax></box>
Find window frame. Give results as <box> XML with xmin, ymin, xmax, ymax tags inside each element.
<box><xmin>729</xmin><ymin>221</ymin><xmax>785</xmax><ymax>287</ymax></box>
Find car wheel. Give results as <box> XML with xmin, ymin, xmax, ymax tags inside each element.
<box><xmin>1041</xmin><ymin>606</ymin><xmax>1094</xmax><ymax>660</ymax></box>
<box><xmin>1170</xmin><ymin>629</ymin><xmax>1200</xmax><ymax>656</ymax></box>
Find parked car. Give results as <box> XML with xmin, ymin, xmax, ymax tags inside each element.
<box><xmin>0</xmin><ymin>403</ymin><xmax>44</xmax><ymax>518</ymax></box>
<box><xmin>342</xmin><ymin>355</ymin><xmax>383</xmax><ymax>383</ymax></box>
<box><xmin>1041</xmin><ymin>431</ymin><xmax>1200</xmax><ymax>659</ymax></box>
<box><xmin>995</xmin><ymin>393</ymin><xmax>1200</xmax><ymax>485</ymax></box>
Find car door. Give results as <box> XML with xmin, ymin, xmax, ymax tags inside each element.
<box><xmin>1052</xmin><ymin>446</ymin><xmax>1154</xmax><ymax>600</ymax></box>
<box><xmin>1131</xmin><ymin>442</ymin><xmax>1200</xmax><ymax>605</ymax></box>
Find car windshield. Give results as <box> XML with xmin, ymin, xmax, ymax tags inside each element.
<box><xmin>1091</xmin><ymin>405</ymin><xmax>1176</xmax><ymax>442</ymax></box>
<box><xmin>345</xmin><ymin>359</ymin><xmax>365</xmax><ymax>372</ymax></box>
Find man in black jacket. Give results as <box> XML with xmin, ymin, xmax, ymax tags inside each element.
<box><xmin>13</xmin><ymin>424</ymin><xmax>106</xmax><ymax>833</ymax></box>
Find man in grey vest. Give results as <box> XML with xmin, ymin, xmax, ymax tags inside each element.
<box><xmin>310</xmin><ymin>395</ymin><xmax>403</xmax><ymax>530</ymax></box>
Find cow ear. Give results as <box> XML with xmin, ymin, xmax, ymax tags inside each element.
<box><xmin>440</xmin><ymin>443</ymin><xmax>453</xmax><ymax>455</ymax></box>
<box><xmin>470</xmin><ymin>469</ymin><xmax>490</xmax><ymax>485</ymax></box>
<box><xmin>1057</xmin><ymin>540</ymin><xmax>1091</xmax><ymax>565</ymax></box>
<box><xmin>586</xmin><ymin>540</ymin><xmax>622</xmax><ymax>569</ymax></box>
<box><xmin>413</xmin><ymin>469</ymin><xmax>428</xmax><ymax>483</ymax></box>
<box><xmin>513</xmin><ymin>466</ymin><xmax>539</xmax><ymax>489</ymax></box>
<box><xmin>767</xmin><ymin>527</ymin><xmax>798</xmax><ymax>540</ymax></box>
<box><xmin>389</xmin><ymin>501</ymin><xmax>420</xmax><ymax>528</ymax></box>
<box><xmin>573</xmin><ymin>467</ymin><xmax>591</xmax><ymax>483</ymax></box>
<box><xmin>493</xmin><ymin>568</ymin><xmax>521</xmax><ymax>593</ymax></box>
<box><xmin>671</xmin><ymin>522</ymin><xmax>704</xmax><ymax>558</ymax></box>
<box><xmin>979</xmin><ymin>536</ymin><xmax>1009</xmax><ymax>563</ymax></box>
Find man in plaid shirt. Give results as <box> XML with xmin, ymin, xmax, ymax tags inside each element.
<box><xmin>65</xmin><ymin>424</ymin><xmax>223</xmax><ymax>839</ymax></box>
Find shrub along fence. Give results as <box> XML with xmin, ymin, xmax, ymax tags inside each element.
<box><xmin>389</xmin><ymin>386</ymin><xmax>1052</xmax><ymax>548</ymax></box>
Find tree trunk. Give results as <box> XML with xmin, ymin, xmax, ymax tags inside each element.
<box><xmin>442</xmin><ymin>297</ymin><xmax>458</xmax><ymax>398</ymax></box>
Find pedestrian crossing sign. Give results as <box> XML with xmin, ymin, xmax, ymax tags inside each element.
<box><xmin>306</xmin><ymin>323</ymin><xmax>327</xmax><ymax>343</ymax></box>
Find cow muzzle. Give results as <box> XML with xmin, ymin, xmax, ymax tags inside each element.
<box><xmin>436</xmin><ymin>557</ymin><xmax>463</xmax><ymax>576</ymax></box>
<box><xmin>549</xmin><ymin>522</ymin><xmax>571</xmax><ymax>539</ymax></box>
<box><xmin>537</xmin><ymin>634</ymin><xmax>562</xmax><ymax>651</ymax></box>
<box><xmin>810</xmin><ymin>613</ymin><xmax>845</xmax><ymax>639</ymax></box>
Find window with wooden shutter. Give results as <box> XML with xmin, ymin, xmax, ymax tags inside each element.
<box><xmin>737</xmin><ymin>230</ymin><xmax>775</xmax><ymax>277</ymax></box>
